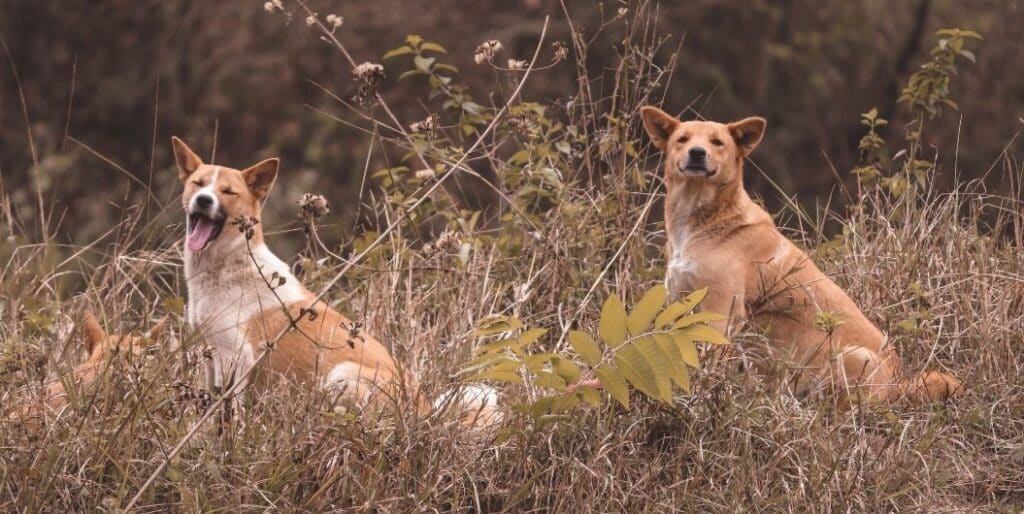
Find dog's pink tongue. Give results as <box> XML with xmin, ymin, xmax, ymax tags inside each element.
<box><xmin>187</xmin><ymin>218</ymin><xmax>215</xmax><ymax>252</ymax></box>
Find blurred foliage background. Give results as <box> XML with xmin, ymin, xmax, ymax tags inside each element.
<box><xmin>1</xmin><ymin>0</ymin><xmax>1021</xmax><ymax>247</ymax></box>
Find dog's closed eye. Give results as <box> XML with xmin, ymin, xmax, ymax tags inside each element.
<box><xmin>221</xmin><ymin>188</ymin><xmax>238</xmax><ymax>196</ymax></box>
<box><xmin>192</xmin><ymin>179</ymin><xmax>205</xmax><ymax>187</ymax></box>
<box><xmin>711</xmin><ymin>138</ymin><xmax>724</xmax><ymax>146</ymax></box>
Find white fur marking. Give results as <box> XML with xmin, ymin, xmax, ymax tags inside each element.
<box><xmin>186</xmin><ymin>237</ymin><xmax>310</xmax><ymax>393</ymax></box>
<box><xmin>434</xmin><ymin>384</ymin><xmax>500</xmax><ymax>411</ymax></box>
<box><xmin>188</xmin><ymin>166</ymin><xmax>221</xmax><ymax>215</ymax></box>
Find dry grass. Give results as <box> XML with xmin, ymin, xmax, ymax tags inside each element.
<box><xmin>2</xmin><ymin>3</ymin><xmax>1023</xmax><ymax>512</ymax></box>
<box><xmin>2</xmin><ymin>157</ymin><xmax>1022</xmax><ymax>512</ymax></box>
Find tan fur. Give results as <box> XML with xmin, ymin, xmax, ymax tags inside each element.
<box><xmin>641</xmin><ymin>106</ymin><xmax>961</xmax><ymax>404</ymax></box>
<box><xmin>243</xmin><ymin>300</ymin><xmax>403</xmax><ymax>400</ymax></box>
<box><xmin>171</xmin><ymin>138</ymin><xmax>499</xmax><ymax>426</ymax></box>
<box><xmin>9</xmin><ymin>312</ymin><xmax>166</xmax><ymax>420</ymax></box>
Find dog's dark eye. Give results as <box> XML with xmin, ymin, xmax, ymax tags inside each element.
<box><xmin>221</xmin><ymin>188</ymin><xmax>238</xmax><ymax>196</ymax></box>
<box><xmin>711</xmin><ymin>138</ymin><xmax>724</xmax><ymax>146</ymax></box>
<box><xmin>192</xmin><ymin>180</ymin><xmax>205</xmax><ymax>187</ymax></box>
<box><xmin>677</xmin><ymin>135</ymin><xmax>690</xmax><ymax>144</ymax></box>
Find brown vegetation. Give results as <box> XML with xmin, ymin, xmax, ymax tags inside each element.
<box><xmin>0</xmin><ymin>1</ymin><xmax>1022</xmax><ymax>511</ymax></box>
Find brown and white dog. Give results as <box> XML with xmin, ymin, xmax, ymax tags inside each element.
<box><xmin>640</xmin><ymin>106</ymin><xmax>961</xmax><ymax>404</ymax></box>
<box><xmin>171</xmin><ymin>138</ymin><xmax>499</xmax><ymax>424</ymax></box>
<box><xmin>8</xmin><ymin>311</ymin><xmax>167</xmax><ymax>420</ymax></box>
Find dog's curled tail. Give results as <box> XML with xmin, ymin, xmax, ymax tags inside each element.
<box><xmin>901</xmin><ymin>370</ymin><xmax>962</xmax><ymax>403</ymax></box>
<box><xmin>434</xmin><ymin>384</ymin><xmax>504</xmax><ymax>429</ymax></box>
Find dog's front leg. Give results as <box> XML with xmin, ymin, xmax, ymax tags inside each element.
<box><xmin>694</xmin><ymin>283</ymin><xmax>748</xmax><ymax>373</ymax></box>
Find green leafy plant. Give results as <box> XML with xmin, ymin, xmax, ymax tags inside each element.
<box><xmin>462</xmin><ymin>285</ymin><xmax>728</xmax><ymax>437</ymax></box>
<box><xmin>898</xmin><ymin>28</ymin><xmax>982</xmax><ymax>121</ymax></box>
<box><xmin>853</xmin><ymin>28</ymin><xmax>982</xmax><ymax>198</ymax></box>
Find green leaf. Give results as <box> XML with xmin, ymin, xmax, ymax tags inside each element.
<box><xmin>599</xmin><ymin>294</ymin><xmax>628</xmax><ymax>347</ymax></box>
<box><xmin>518</xmin><ymin>327</ymin><xmax>549</xmax><ymax>346</ymax></box>
<box><xmin>474</xmin><ymin>315</ymin><xmax>524</xmax><ymax>336</ymax></box>
<box><xmin>462</xmin><ymin>353</ymin><xmax>513</xmax><ymax>372</ymax></box>
<box><xmin>420</xmin><ymin>42</ymin><xmax>448</xmax><ymax>54</ymax></box>
<box><xmin>405</xmin><ymin>34</ymin><xmax>424</xmax><ymax>48</ymax></box>
<box><xmin>472</xmin><ymin>369</ymin><xmax>523</xmax><ymax>384</ymax></box>
<box><xmin>550</xmin><ymin>357</ymin><xmax>582</xmax><ymax>385</ymax></box>
<box><xmin>434</xmin><ymin>63</ymin><xmax>460</xmax><ymax>75</ymax></box>
<box><xmin>568</xmin><ymin>331</ymin><xmax>602</xmax><ymax>366</ymax></box>
<box><xmin>413</xmin><ymin>55</ymin><xmax>436</xmax><ymax>72</ymax></box>
<box><xmin>676</xmin><ymin>324</ymin><xmax>729</xmax><ymax>345</ymax></box>
<box><xmin>383</xmin><ymin>46</ymin><xmax>414</xmax><ymax>60</ymax></box>
<box><xmin>595</xmin><ymin>365</ymin><xmax>629</xmax><ymax>409</ymax></box>
<box><xmin>671</xmin><ymin>311</ymin><xmax>726</xmax><ymax>329</ymax></box>
<box><xmin>575</xmin><ymin>385</ymin><xmax>602</xmax><ymax>407</ymax></box>
<box><xmin>534</xmin><ymin>370</ymin><xmax>568</xmax><ymax>390</ymax></box>
<box><xmin>633</xmin><ymin>336</ymin><xmax>674</xmax><ymax>402</ymax></box>
<box><xmin>675</xmin><ymin>287</ymin><xmax>709</xmax><ymax>314</ymax></box>
<box><xmin>627</xmin><ymin>285</ymin><xmax>667</xmax><ymax>334</ymax></box>
<box><xmin>654</xmin><ymin>301</ymin><xmax>689</xmax><ymax>329</ymax></box>
<box><xmin>399</xmin><ymin>69</ymin><xmax>424</xmax><ymax>81</ymax></box>
<box><xmin>524</xmin><ymin>352</ymin><xmax>560</xmax><ymax>371</ymax></box>
<box><xmin>654</xmin><ymin>333</ymin><xmax>690</xmax><ymax>391</ymax></box>
<box><xmin>615</xmin><ymin>345</ymin><xmax>664</xmax><ymax>402</ymax></box>
<box><xmin>476</xmin><ymin>338</ymin><xmax>522</xmax><ymax>354</ymax></box>
<box><xmin>671</xmin><ymin>333</ymin><xmax>700</xmax><ymax>367</ymax></box>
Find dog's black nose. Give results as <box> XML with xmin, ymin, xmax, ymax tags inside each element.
<box><xmin>194</xmin><ymin>194</ymin><xmax>214</xmax><ymax>209</ymax></box>
<box><xmin>688</xmin><ymin>146</ymin><xmax>707</xmax><ymax>160</ymax></box>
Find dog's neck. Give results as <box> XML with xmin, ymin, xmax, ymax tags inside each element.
<box><xmin>183</xmin><ymin>217</ymin><xmax>310</xmax><ymax>318</ymax></box>
<box><xmin>665</xmin><ymin>174</ymin><xmax>751</xmax><ymax>233</ymax></box>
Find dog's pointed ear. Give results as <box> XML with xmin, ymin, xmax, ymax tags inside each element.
<box><xmin>727</xmin><ymin>117</ymin><xmax>767</xmax><ymax>156</ymax></box>
<box><xmin>171</xmin><ymin>137</ymin><xmax>203</xmax><ymax>182</ymax></box>
<box><xmin>640</xmin><ymin>106</ymin><xmax>680</xmax><ymax>150</ymax></box>
<box><xmin>80</xmin><ymin>311</ymin><xmax>106</xmax><ymax>355</ymax></box>
<box><xmin>147</xmin><ymin>315</ymin><xmax>169</xmax><ymax>341</ymax></box>
<box><xmin>241</xmin><ymin>158</ymin><xmax>280</xmax><ymax>200</ymax></box>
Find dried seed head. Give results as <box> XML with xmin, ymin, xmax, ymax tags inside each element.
<box><xmin>414</xmin><ymin>169</ymin><xmax>436</xmax><ymax>181</ymax></box>
<box><xmin>298</xmin><ymin>193</ymin><xmax>330</xmax><ymax>219</ymax></box>
<box><xmin>353</xmin><ymin>62</ymin><xmax>385</xmax><ymax>87</ymax></box>
<box><xmin>305</xmin><ymin>14</ymin><xmax>317</xmax><ymax>26</ymax></box>
<box><xmin>409</xmin><ymin>114</ymin><xmax>439</xmax><ymax>135</ymax></box>
<box><xmin>551</xmin><ymin>41</ymin><xmax>569</xmax><ymax>62</ymax></box>
<box><xmin>352</xmin><ymin>62</ymin><xmax>385</xmax><ymax>106</ymax></box>
<box><xmin>474</xmin><ymin>40</ymin><xmax>503</xmax><ymax>65</ymax></box>
<box><xmin>325</xmin><ymin>14</ymin><xmax>343</xmax><ymax>29</ymax></box>
<box><xmin>507</xmin><ymin>58</ymin><xmax>527</xmax><ymax>71</ymax></box>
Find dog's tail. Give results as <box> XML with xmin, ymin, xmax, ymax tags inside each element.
<box><xmin>433</xmin><ymin>383</ymin><xmax>503</xmax><ymax>429</ymax></box>
<box><xmin>899</xmin><ymin>370</ymin><xmax>962</xmax><ymax>403</ymax></box>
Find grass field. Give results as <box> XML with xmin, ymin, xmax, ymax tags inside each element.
<box><xmin>1</xmin><ymin>4</ymin><xmax>1022</xmax><ymax>512</ymax></box>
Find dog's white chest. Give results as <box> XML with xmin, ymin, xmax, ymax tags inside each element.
<box><xmin>665</xmin><ymin>225</ymin><xmax>700</xmax><ymax>295</ymax></box>
<box><xmin>185</xmin><ymin>242</ymin><xmax>309</xmax><ymax>386</ymax></box>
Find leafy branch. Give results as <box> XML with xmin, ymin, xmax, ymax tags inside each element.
<box><xmin>462</xmin><ymin>285</ymin><xmax>728</xmax><ymax>439</ymax></box>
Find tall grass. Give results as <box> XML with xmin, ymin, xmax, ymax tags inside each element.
<box><xmin>1</xmin><ymin>2</ymin><xmax>1022</xmax><ymax>511</ymax></box>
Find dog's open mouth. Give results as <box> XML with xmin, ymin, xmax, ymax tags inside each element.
<box><xmin>187</xmin><ymin>212</ymin><xmax>225</xmax><ymax>252</ymax></box>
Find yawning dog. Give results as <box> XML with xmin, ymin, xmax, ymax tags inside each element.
<box><xmin>171</xmin><ymin>137</ymin><xmax>499</xmax><ymax>424</ymax></box>
<box><xmin>640</xmin><ymin>106</ymin><xmax>961</xmax><ymax>404</ymax></box>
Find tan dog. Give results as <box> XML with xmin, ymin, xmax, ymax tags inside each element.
<box><xmin>640</xmin><ymin>106</ymin><xmax>961</xmax><ymax>404</ymax></box>
<box><xmin>9</xmin><ymin>312</ymin><xmax>166</xmax><ymax>419</ymax></box>
<box><xmin>171</xmin><ymin>138</ymin><xmax>499</xmax><ymax>424</ymax></box>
